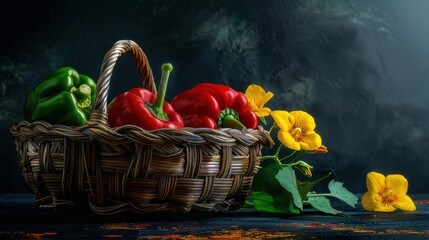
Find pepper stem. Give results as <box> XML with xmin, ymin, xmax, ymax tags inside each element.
<box><xmin>71</xmin><ymin>84</ymin><xmax>91</xmax><ymax>108</ymax></box>
<box><xmin>151</xmin><ymin>63</ymin><xmax>173</xmax><ymax>120</ymax></box>
<box><xmin>218</xmin><ymin>108</ymin><xmax>245</xmax><ymax>129</ymax></box>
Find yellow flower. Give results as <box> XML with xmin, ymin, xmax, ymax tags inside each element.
<box><xmin>245</xmin><ymin>84</ymin><xmax>274</xmax><ymax>117</ymax></box>
<box><xmin>362</xmin><ymin>172</ymin><xmax>416</xmax><ymax>212</ymax></box>
<box><xmin>271</xmin><ymin>110</ymin><xmax>322</xmax><ymax>151</ymax></box>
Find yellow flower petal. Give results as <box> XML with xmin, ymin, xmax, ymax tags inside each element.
<box><xmin>278</xmin><ymin>130</ymin><xmax>300</xmax><ymax>150</ymax></box>
<box><xmin>260</xmin><ymin>91</ymin><xmax>274</xmax><ymax>106</ymax></box>
<box><xmin>362</xmin><ymin>192</ymin><xmax>396</xmax><ymax>212</ymax></box>
<box><xmin>299</xmin><ymin>131</ymin><xmax>322</xmax><ymax>150</ymax></box>
<box><xmin>255</xmin><ymin>107</ymin><xmax>272</xmax><ymax>117</ymax></box>
<box><xmin>245</xmin><ymin>84</ymin><xmax>265</xmax><ymax>100</ymax></box>
<box><xmin>362</xmin><ymin>191</ymin><xmax>396</xmax><ymax>212</ymax></box>
<box><xmin>393</xmin><ymin>195</ymin><xmax>416</xmax><ymax>211</ymax></box>
<box><xmin>385</xmin><ymin>174</ymin><xmax>408</xmax><ymax>197</ymax></box>
<box><xmin>373</xmin><ymin>203</ymin><xmax>397</xmax><ymax>212</ymax></box>
<box><xmin>290</xmin><ymin>111</ymin><xmax>316</xmax><ymax>132</ymax></box>
<box><xmin>271</xmin><ymin>110</ymin><xmax>294</xmax><ymax>131</ymax></box>
<box><xmin>245</xmin><ymin>84</ymin><xmax>273</xmax><ymax>103</ymax></box>
<box><xmin>366</xmin><ymin>172</ymin><xmax>386</xmax><ymax>194</ymax></box>
<box><xmin>361</xmin><ymin>191</ymin><xmax>380</xmax><ymax>211</ymax></box>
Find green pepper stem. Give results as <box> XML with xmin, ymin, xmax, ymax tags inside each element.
<box><xmin>71</xmin><ymin>84</ymin><xmax>91</xmax><ymax>108</ymax></box>
<box><xmin>222</xmin><ymin>114</ymin><xmax>246</xmax><ymax>129</ymax></box>
<box><xmin>218</xmin><ymin>108</ymin><xmax>246</xmax><ymax>129</ymax></box>
<box><xmin>152</xmin><ymin>63</ymin><xmax>173</xmax><ymax>117</ymax></box>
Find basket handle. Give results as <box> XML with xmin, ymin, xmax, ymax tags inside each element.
<box><xmin>92</xmin><ymin>40</ymin><xmax>156</xmax><ymax>115</ymax></box>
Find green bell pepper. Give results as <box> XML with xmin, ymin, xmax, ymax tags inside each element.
<box><xmin>24</xmin><ymin>67</ymin><xmax>96</xmax><ymax>126</ymax></box>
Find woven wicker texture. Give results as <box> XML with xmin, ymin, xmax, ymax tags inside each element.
<box><xmin>10</xmin><ymin>40</ymin><xmax>274</xmax><ymax>214</ymax></box>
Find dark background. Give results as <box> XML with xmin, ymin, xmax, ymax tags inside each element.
<box><xmin>1</xmin><ymin>0</ymin><xmax>428</xmax><ymax>194</ymax></box>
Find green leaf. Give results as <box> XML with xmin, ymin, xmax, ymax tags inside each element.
<box><xmin>248</xmin><ymin>163</ymin><xmax>301</xmax><ymax>214</ymax></box>
<box><xmin>306</xmin><ymin>195</ymin><xmax>342</xmax><ymax>215</ymax></box>
<box><xmin>297</xmin><ymin>172</ymin><xmax>332</xmax><ymax>200</ymax></box>
<box><xmin>275</xmin><ymin>166</ymin><xmax>303</xmax><ymax>210</ymax></box>
<box><xmin>297</xmin><ymin>180</ymin><xmax>316</xmax><ymax>201</ymax></box>
<box><xmin>328</xmin><ymin>180</ymin><xmax>359</xmax><ymax>207</ymax></box>
<box><xmin>252</xmin><ymin>163</ymin><xmax>280</xmax><ymax>193</ymax></box>
<box><xmin>248</xmin><ymin>191</ymin><xmax>300</xmax><ymax>214</ymax></box>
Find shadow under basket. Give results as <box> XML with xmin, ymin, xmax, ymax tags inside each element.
<box><xmin>9</xmin><ymin>40</ymin><xmax>274</xmax><ymax>215</ymax></box>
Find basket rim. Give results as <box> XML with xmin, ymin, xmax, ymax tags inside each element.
<box><xmin>10</xmin><ymin>119</ymin><xmax>274</xmax><ymax>147</ymax></box>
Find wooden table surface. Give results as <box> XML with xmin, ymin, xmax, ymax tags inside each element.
<box><xmin>0</xmin><ymin>193</ymin><xmax>428</xmax><ymax>239</ymax></box>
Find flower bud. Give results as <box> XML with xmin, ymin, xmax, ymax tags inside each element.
<box><xmin>294</xmin><ymin>160</ymin><xmax>313</xmax><ymax>177</ymax></box>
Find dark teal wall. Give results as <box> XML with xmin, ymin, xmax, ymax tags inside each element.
<box><xmin>1</xmin><ymin>0</ymin><xmax>429</xmax><ymax>193</ymax></box>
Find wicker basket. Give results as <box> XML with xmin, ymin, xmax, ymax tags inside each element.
<box><xmin>9</xmin><ymin>40</ymin><xmax>273</xmax><ymax>214</ymax></box>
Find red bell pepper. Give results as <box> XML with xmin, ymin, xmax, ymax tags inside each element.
<box><xmin>171</xmin><ymin>83</ymin><xmax>258</xmax><ymax>129</ymax></box>
<box><xmin>107</xmin><ymin>63</ymin><xmax>184</xmax><ymax>130</ymax></box>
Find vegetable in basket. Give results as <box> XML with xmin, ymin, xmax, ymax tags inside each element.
<box><xmin>24</xmin><ymin>67</ymin><xmax>96</xmax><ymax>126</ymax></box>
<box><xmin>107</xmin><ymin>63</ymin><xmax>184</xmax><ymax>130</ymax></box>
<box><xmin>171</xmin><ymin>83</ymin><xmax>258</xmax><ymax>129</ymax></box>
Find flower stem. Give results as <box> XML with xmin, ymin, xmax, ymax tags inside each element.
<box><xmin>274</xmin><ymin>144</ymin><xmax>283</xmax><ymax>157</ymax></box>
<box><xmin>279</xmin><ymin>160</ymin><xmax>303</xmax><ymax>168</ymax></box>
<box><xmin>306</xmin><ymin>193</ymin><xmax>334</xmax><ymax>198</ymax></box>
<box><xmin>268</xmin><ymin>123</ymin><xmax>277</xmax><ymax>134</ymax></box>
<box><xmin>287</xmin><ymin>150</ymin><xmax>306</xmax><ymax>163</ymax></box>
<box><xmin>260</xmin><ymin>116</ymin><xmax>267</xmax><ymax>125</ymax></box>
<box><xmin>260</xmin><ymin>145</ymin><xmax>283</xmax><ymax>164</ymax></box>
<box><xmin>279</xmin><ymin>150</ymin><xmax>297</xmax><ymax>161</ymax></box>
<box><xmin>260</xmin><ymin>155</ymin><xmax>276</xmax><ymax>162</ymax></box>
